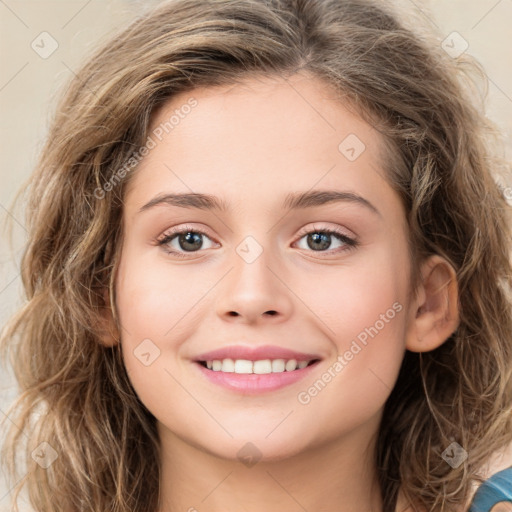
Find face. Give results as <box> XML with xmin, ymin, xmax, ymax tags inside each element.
<box><xmin>114</xmin><ymin>72</ymin><xmax>414</xmax><ymax>461</ymax></box>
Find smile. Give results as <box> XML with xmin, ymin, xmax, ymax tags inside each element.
<box><xmin>194</xmin><ymin>358</ymin><xmax>321</xmax><ymax>394</ymax></box>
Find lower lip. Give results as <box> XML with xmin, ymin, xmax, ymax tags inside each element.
<box><xmin>194</xmin><ymin>361</ymin><xmax>320</xmax><ymax>394</ymax></box>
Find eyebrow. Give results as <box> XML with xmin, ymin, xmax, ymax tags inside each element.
<box><xmin>138</xmin><ymin>189</ymin><xmax>381</xmax><ymax>217</ymax></box>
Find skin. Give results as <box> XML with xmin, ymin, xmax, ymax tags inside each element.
<box><xmin>490</xmin><ymin>504</ymin><xmax>512</xmax><ymax>512</ymax></box>
<box><xmin>100</xmin><ymin>72</ymin><xmax>459</xmax><ymax>512</ymax></box>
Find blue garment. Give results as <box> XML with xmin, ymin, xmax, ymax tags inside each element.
<box><xmin>469</xmin><ymin>465</ymin><xmax>512</xmax><ymax>511</ymax></box>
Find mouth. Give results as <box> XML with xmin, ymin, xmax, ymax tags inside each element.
<box><xmin>193</xmin><ymin>357</ymin><xmax>322</xmax><ymax>394</ymax></box>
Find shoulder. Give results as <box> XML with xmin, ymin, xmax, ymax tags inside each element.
<box><xmin>469</xmin><ymin>470</ymin><xmax>512</xmax><ymax>511</ymax></box>
<box><xmin>464</xmin><ymin>441</ymin><xmax>512</xmax><ymax>512</ymax></box>
<box><xmin>394</xmin><ymin>441</ymin><xmax>512</xmax><ymax>512</ymax></box>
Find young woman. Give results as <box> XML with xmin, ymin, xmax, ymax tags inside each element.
<box><xmin>1</xmin><ymin>1</ymin><xmax>511</xmax><ymax>510</ymax></box>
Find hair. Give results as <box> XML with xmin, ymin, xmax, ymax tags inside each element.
<box><xmin>1</xmin><ymin>0</ymin><xmax>511</xmax><ymax>511</ymax></box>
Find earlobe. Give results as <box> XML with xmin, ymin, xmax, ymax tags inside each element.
<box><xmin>96</xmin><ymin>287</ymin><xmax>120</xmax><ymax>347</ymax></box>
<box><xmin>405</xmin><ymin>254</ymin><xmax>460</xmax><ymax>353</ymax></box>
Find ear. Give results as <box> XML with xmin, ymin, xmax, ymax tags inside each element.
<box><xmin>405</xmin><ymin>254</ymin><xmax>460</xmax><ymax>353</ymax></box>
<box><xmin>96</xmin><ymin>287</ymin><xmax>120</xmax><ymax>347</ymax></box>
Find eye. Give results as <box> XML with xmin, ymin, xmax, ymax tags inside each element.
<box><xmin>293</xmin><ymin>224</ymin><xmax>358</xmax><ymax>256</ymax></box>
<box><xmin>156</xmin><ymin>224</ymin><xmax>217</xmax><ymax>258</ymax></box>
<box><xmin>156</xmin><ymin>223</ymin><xmax>358</xmax><ymax>259</ymax></box>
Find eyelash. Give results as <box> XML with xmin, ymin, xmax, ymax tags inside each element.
<box><xmin>156</xmin><ymin>224</ymin><xmax>359</xmax><ymax>259</ymax></box>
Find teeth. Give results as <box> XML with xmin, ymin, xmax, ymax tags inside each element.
<box><xmin>271</xmin><ymin>359</ymin><xmax>285</xmax><ymax>372</ymax></box>
<box><xmin>222</xmin><ymin>358</ymin><xmax>235</xmax><ymax>372</ymax></box>
<box><xmin>234</xmin><ymin>359</ymin><xmax>253</xmax><ymax>374</ymax></box>
<box><xmin>204</xmin><ymin>358</ymin><xmax>314</xmax><ymax>373</ymax></box>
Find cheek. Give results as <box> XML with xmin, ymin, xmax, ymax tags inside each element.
<box><xmin>113</xmin><ymin>249</ymin><xmax>219</xmax><ymax>405</ymax></box>
<box><xmin>300</xmin><ymin>245</ymin><xmax>409</xmax><ymax>344</ymax></box>
<box><xmin>295</xmin><ymin>245</ymin><xmax>409</xmax><ymax>402</ymax></box>
<box><xmin>293</xmin><ymin>273</ymin><xmax>407</xmax><ymax>441</ymax></box>
<box><xmin>114</xmin><ymin>268</ymin><xmax>197</xmax><ymax>426</ymax></box>
<box><xmin>115</xmin><ymin>248</ymin><xmax>210</xmax><ymax>342</ymax></box>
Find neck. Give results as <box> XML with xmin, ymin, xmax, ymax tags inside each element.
<box><xmin>156</xmin><ymin>418</ymin><xmax>384</xmax><ymax>512</ymax></box>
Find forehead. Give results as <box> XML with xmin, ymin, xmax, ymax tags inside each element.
<box><xmin>124</xmin><ymin>73</ymin><xmax>394</xmax><ymax>216</ymax></box>
<box><xmin>147</xmin><ymin>73</ymin><xmax>374</xmax><ymax>146</ymax></box>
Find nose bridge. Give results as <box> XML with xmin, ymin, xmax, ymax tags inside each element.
<box><xmin>216</xmin><ymin>232</ymin><xmax>293</xmax><ymax>322</ymax></box>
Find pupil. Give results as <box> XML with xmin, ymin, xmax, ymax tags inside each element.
<box><xmin>180</xmin><ymin>232</ymin><xmax>202</xmax><ymax>251</ymax></box>
<box><xmin>308</xmin><ymin>232</ymin><xmax>330</xmax><ymax>250</ymax></box>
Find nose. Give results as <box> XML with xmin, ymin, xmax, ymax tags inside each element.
<box><xmin>215</xmin><ymin>246</ymin><xmax>294</xmax><ymax>325</ymax></box>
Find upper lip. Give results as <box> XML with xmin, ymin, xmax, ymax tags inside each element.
<box><xmin>194</xmin><ymin>345</ymin><xmax>322</xmax><ymax>362</ymax></box>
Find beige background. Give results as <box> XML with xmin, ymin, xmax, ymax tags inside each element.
<box><xmin>1</xmin><ymin>0</ymin><xmax>511</xmax><ymax>509</ymax></box>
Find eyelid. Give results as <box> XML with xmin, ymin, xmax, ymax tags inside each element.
<box><xmin>156</xmin><ymin>223</ymin><xmax>216</xmax><ymax>243</ymax></box>
<box><xmin>295</xmin><ymin>222</ymin><xmax>356</xmax><ymax>240</ymax></box>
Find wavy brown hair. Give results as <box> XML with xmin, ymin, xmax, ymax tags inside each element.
<box><xmin>1</xmin><ymin>0</ymin><xmax>512</xmax><ymax>511</ymax></box>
